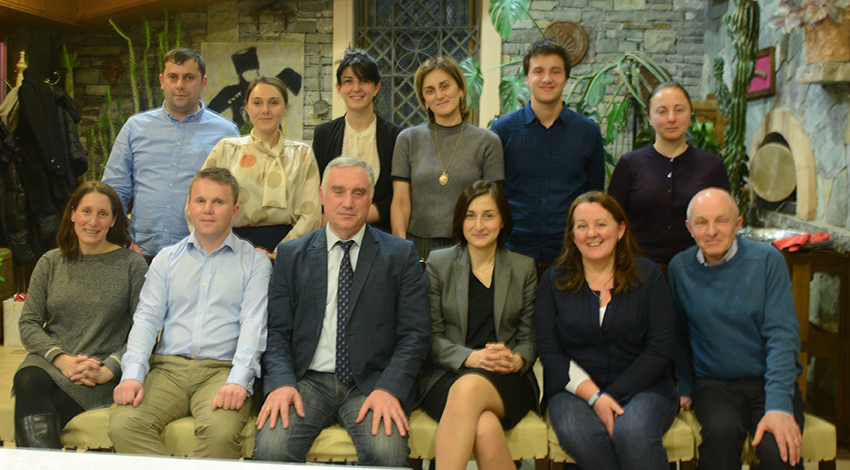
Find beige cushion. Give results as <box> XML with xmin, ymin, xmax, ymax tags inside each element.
<box><xmin>409</xmin><ymin>408</ymin><xmax>548</xmax><ymax>461</ymax></box>
<box><xmin>0</xmin><ymin>398</ymin><xmax>15</xmax><ymax>445</ymax></box>
<box><xmin>547</xmin><ymin>410</ymin><xmax>695</xmax><ymax>463</ymax></box>
<box><xmin>0</xmin><ymin>397</ymin><xmax>114</xmax><ymax>450</ymax></box>
<box><xmin>680</xmin><ymin>410</ymin><xmax>837</xmax><ymax>463</ymax></box>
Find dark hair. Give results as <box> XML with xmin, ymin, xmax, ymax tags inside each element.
<box><xmin>162</xmin><ymin>48</ymin><xmax>206</xmax><ymax>77</ymax></box>
<box><xmin>523</xmin><ymin>39</ymin><xmax>572</xmax><ymax>77</ymax></box>
<box><xmin>191</xmin><ymin>167</ymin><xmax>240</xmax><ymax>204</ymax></box>
<box><xmin>56</xmin><ymin>181</ymin><xmax>131</xmax><ymax>261</ymax></box>
<box><xmin>245</xmin><ymin>75</ymin><xmax>289</xmax><ymax>107</ymax></box>
<box><xmin>647</xmin><ymin>81</ymin><xmax>692</xmax><ymax>114</ymax></box>
<box><xmin>336</xmin><ymin>49</ymin><xmax>382</xmax><ymax>85</ymax></box>
<box><xmin>451</xmin><ymin>181</ymin><xmax>513</xmax><ymax>247</ymax></box>
<box><xmin>414</xmin><ymin>56</ymin><xmax>471</xmax><ymax>123</ymax></box>
<box><xmin>554</xmin><ymin>191</ymin><xmax>643</xmax><ymax>294</ymax></box>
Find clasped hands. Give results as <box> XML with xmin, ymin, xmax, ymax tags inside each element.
<box><xmin>464</xmin><ymin>342</ymin><xmax>524</xmax><ymax>374</ymax></box>
<box><xmin>53</xmin><ymin>353</ymin><xmax>113</xmax><ymax>386</ymax></box>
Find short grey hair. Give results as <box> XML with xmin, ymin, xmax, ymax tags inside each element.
<box><xmin>686</xmin><ymin>187</ymin><xmax>739</xmax><ymax>221</ymax></box>
<box><xmin>321</xmin><ymin>156</ymin><xmax>375</xmax><ymax>196</ymax></box>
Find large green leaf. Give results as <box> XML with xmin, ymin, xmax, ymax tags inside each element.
<box><xmin>583</xmin><ymin>73</ymin><xmax>614</xmax><ymax>108</ymax></box>
<box><xmin>488</xmin><ymin>0</ymin><xmax>532</xmax><ymax>40</ymax></box>
<box><xmin>460</xmin><ymin>57</ymin><xmax>485</xmax><ymax>111</ymax></box>
<box><xmin>499</xmin><ymin>72</ymin><xmax>530</xmax><ymax>115</ymax></box>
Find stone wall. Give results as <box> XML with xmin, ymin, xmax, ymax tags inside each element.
<box><xmin>500</xmin><ymin>0</ymin><xmax>707</xmax><ymax>97</ymax></box>
<box><xmin>49</xmin><ymin>0</ymin><xmax>333</xmax><ymax>153</ymax></box>
<box><xmin>705</xmin><ymin>0</ymin><xmax>850</xmax><ymax>246</ymax></box>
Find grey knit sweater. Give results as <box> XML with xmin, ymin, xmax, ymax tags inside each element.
<box><xmin>16</xmin><ymin>248</ymin><xmax>148</xmax><ymax>410</ymax></box>
<box><xmin>392</xmin><ymin>122</ymin><xmax>504</xmax><ymax>238</ymax></box>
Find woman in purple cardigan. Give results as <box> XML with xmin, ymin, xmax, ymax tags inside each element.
<box><xmin>608</xmin><ymin>82</ymin><xmax>729</xmax><ymax>269</ymax></box>
<box><xmin>535</xmin><ymin>191</ymin><xmax>677</xmax><ymax>470</ymax></box>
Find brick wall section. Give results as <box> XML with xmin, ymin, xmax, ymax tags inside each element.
<box><xmin>500</xmin><ymin>0</ymin><xmax>706</xmax><ymax>98</ymax></box>
<box><xmin>50</xmin><ymin>0</ymin><xmax>333</xmax><ymax>147</ymax></box>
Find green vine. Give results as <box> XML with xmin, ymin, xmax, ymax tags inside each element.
<box><xmin>142</xmin><ymin>17</ymin><xmax>154</xmax><ymax>109</ymax></box>
<box><xmin>716</xmin><ymin>0</ymin><xmax>760</xmax><ymax>223</ymax></box>
<box><xmin>60</xmin><ymin>45</ymin><xmax>78</xmax><ymax>98</ymax></box>
<box><xmin>110</xmin><ymin>19</ymin><xmax>140</xmax><ymax>115</ymax></box>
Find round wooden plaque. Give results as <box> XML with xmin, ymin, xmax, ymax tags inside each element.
<box><xmin>544</xmin><ymin>20</ymin><xmax>588</xmax><ymax>66</ymax></box>
<box><xmin>750</xmin><ymin>142</ymin><xmax>797</xmax><ymax>202</ymax></box>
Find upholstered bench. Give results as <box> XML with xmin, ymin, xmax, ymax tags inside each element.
<box><xmin>547</xmin><ymin>411</ymin><xmax>697</xmax><ymax>470</ymax></box>
<box><xmin>408</xmin><ymin>408</ymin><xmax>550</xmax><ymax>470</ymax></box>
<box><xmin>0</xmin><ymin>398</ymin><xmax>114</xmax><ymax>450</ymax></box>
<box><xmin>678</xmin><ymin>410</ymin><xmax>837</xmax><ymax>469</ymax></box>
<box><xmin>0</xmin><ymin>397</ymin><xmax>356</xmax><ymax>460</ymax></box>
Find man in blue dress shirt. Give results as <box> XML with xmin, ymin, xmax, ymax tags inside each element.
<box><xmin>491</xmin><ymin>39</ymin><xmax>604</xmax><ymax>264</ymax></box>
<box><xmin>102</xmin><ymin>48</ymin><xmax>239</xmax><ymax>258</ymax></box>
<box><xmin>109</xmin><ymin>167</ymin><xmax>272</xmax><ymax>458</ymax></box>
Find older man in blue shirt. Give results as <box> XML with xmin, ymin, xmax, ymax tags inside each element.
<box><xmin>491</xmin><ymin>39</ymin><xmax>604</xmax><ymax>264</ymax></box>
<box><xmin>109</xmin><ymin>167</ymin><xmax>272</xmax><ymax>459</ymax></box>
<box><xmin>102</xmin><ymin>48</ymin><xmax>239</xmax><ymax>258</ymax></box>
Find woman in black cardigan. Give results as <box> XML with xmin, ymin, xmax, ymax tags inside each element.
<box><xmin>312</xmin><ymin>49</ymin><xmax>403</xmax><ymax>233</ymax></box>
<box><xmin>535</xmin><ymin>191</ymin><xmax>677</xmax><ymax>470</ymax></box>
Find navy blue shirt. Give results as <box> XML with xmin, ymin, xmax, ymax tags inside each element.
<box><xmin>491</xmin><ymin>103</ymin><xmax>604</xmax><ymax>263</ymax></box>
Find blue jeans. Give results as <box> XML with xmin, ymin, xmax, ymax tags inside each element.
<box><xmin>549</xmin><ymin>390</ymin><xmax>677</xmax><ymax>470</ymax></box>
<box><xmin>253</xmin><ymin>371</ymin><xmax>409</xmax><ymax>466</ymax></box>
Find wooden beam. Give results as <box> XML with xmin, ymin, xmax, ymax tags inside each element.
<box><xmin>0</xmin><ymin>0</ymin><xmax>86</xmax><ymax>29</ymax></box>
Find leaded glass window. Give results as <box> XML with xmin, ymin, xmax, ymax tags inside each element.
<box><xmin>355</xmin><ymin>0</ymin><xmax>480</xmax><ymax>128</ymax></box>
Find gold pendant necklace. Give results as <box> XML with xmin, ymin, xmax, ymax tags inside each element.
<box><xmin>435</xmin><ymin>122</ymin><xmax>464</xmax><ymax>186</ymax></box>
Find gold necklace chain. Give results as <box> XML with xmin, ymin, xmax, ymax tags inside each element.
<box><xmin>434</xmin><ymin>123</ymin><xmax>464</xmax><ymax>186</ymax></box>
<box><xmin>471</xmin><ymin>260</ymin><xmax>495</xmax><ymax>276</ymax></box>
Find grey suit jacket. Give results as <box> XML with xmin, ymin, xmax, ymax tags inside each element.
<box><xmin>419</xmin><ymin>245</ymin><xmax>539</xmax><ymax>403</ymax></box>
<box><xmin>263</xmin><ymin>224</ymin><xmax>430</xmax><ymax>412</ymax></box>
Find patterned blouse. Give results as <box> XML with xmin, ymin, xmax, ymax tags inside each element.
<box><xmin>199</xmin><ymin>127</ymin><xmax>322</xmax><ymax>244</ymax></box>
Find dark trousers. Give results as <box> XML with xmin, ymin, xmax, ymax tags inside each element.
<box><xmin>14</xmin><ymin>366</ymin><xmax>84</xmax><ymax>428</ymax></box>
<box><xmin>692</xmin><ymin>378</ymin><xmax>805</xmax><ymax>470</ymax></box>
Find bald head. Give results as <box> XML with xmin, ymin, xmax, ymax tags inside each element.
<box><xmin>687</xmin><ymin>187</ymin><xmax>738</xmax><ymax>222</ymax></box>
<box><xmin>685</xmin><ymin>188</ymin><xmax>743</xmax><ymax>266</ymax></box>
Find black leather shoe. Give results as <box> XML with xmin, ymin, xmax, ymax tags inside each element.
<box><xmin>15</xmin><ymin>413</ymin><xmax>61</xmax><ymax>448</ymax></box>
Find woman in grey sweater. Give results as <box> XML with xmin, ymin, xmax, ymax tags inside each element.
<box><xmin>14</xmin><ymin>181</ymin><xmax>147</xmax><ymax>448</ymax></box>
<box><xmin>391</xmin><ymin>56</ymin><xmax>504</xmax><ymax>260</ymax></box>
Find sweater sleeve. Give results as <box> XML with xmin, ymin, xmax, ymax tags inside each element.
<box><xmin>761</xmin><ymin>249</ymin><xmax>801</xmax><ymax>414</ymax></box>
<box><xmin>668</xmin><ymin>258</ymin><xmax>695</xmax><ymax>398</ymax></box>
<box><xmin>607</xmin><ymin>155</ymin><xmax>631</xmax><ymax>213</ymax></box>
<box><xmin>534</xmin><ymin>268</ymin><xmax>573</xmax><ymax>397</ymax></box>
<box><xmin>605</xmin><ymin>263</ymin><xmax>675</xmax><ymax>402</ymax></box>
<box><xmin>481</xmin><ymin>129</ymin><xmax>505</xmax><ymax>183</ymax></box>
<box><xmin>102</xmin><ymin>253</ymin><xmax>149</xmax><ymax>379</ymax></box>
<box><xmin>18</xmin><ymin>253</ymin><xmax>66</xmax><ymax>362</ymax></box>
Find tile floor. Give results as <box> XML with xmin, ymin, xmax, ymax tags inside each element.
<box><xmin>0</xmin><ymin>345</ymin><xmax>847</xmax><ymax>469</ymax></box>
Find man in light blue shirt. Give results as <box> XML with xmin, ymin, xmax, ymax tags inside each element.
<box><xmin>102</xmin><ymin>48</ymin><xmax>239</xmax><ymax>258</ymax></box>
<box><xmin>109</xmin><ymin>167</ymin><xmax>272</xmax><ymax>459</ymax></box>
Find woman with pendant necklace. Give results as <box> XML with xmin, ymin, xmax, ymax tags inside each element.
<box><xmin>419</xmin><ymin>181</ymin><xmax>538</xmax><ymax>470</ymax></box>
<box><xmin>535</xmin><ymin>191</ymin><xmax>677</xmax><ymax>470</ymax></box>
<box><xmin>391</xmin><ymin>56</ymin><xmax>504</xmax><ymax>260</ymax></box>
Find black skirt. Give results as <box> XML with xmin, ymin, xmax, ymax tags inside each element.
<box><xmin>421</xmin><ymin>367</ymin><xmax>537</xmax><ymax>430</ymax></box>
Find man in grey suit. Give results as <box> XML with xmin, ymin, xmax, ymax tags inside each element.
<box><xmin>253</xmin><ymin>156</ymin><xmax>430</xmax><ymax>466</ymax></box>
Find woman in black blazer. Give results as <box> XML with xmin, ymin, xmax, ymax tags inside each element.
<box><xmin>312</xmin><ymin>49</ymin><xmax>403</xmax><ymax>233</ymax></box>
<box><xmin>420</xmin><ymin>181</ymin><xmax>538</xmax><ymax>470</ymax></box>
<box><xmin>535</xmin><ymin>191</ymin><xmax>677</xmax><ymax>470</ymax></box>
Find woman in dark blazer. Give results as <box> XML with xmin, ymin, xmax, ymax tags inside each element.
<box><xmin>312</xmin><ymin>49</ymin><xmax>403</xmax><ymax>233</ymax></box>
<box><xmin>420</xmin><ymin>181</ymin><xmax>539</xmax><ymax>470</ymax></box>
<box><xmin>535</xmin><ymin>191</ymin><xmax>677</xmax><ymax>470</ymax></box>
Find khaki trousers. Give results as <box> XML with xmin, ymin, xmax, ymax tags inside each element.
<box><xmin>109</xmin><ymin>355</ymin><xmax>251</xmax><ymax>458</ymax></box>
